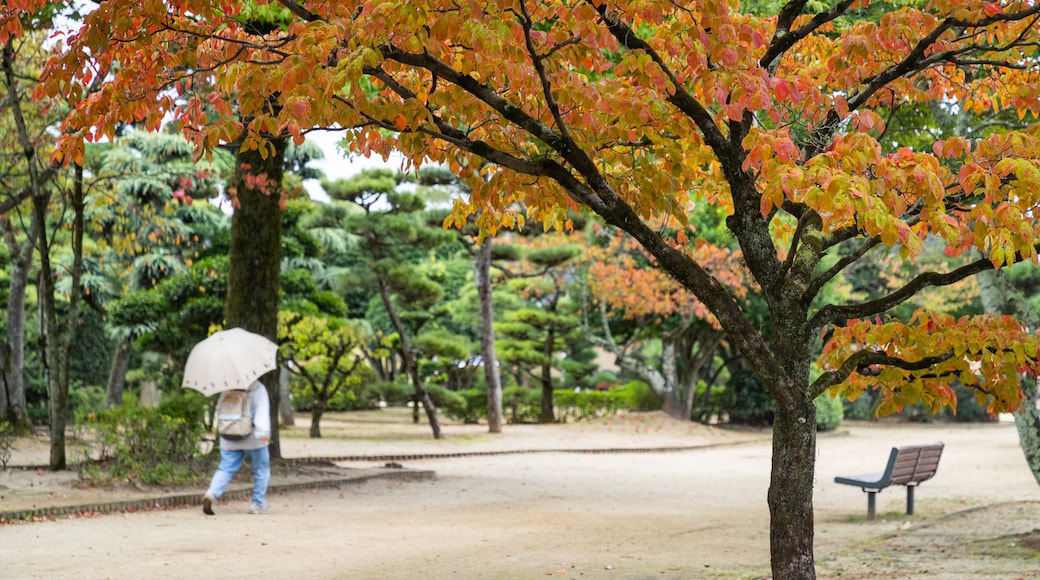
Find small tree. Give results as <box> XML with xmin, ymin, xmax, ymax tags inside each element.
<box><xmin>279</xmin><ymin>312</ymin><xmax>371</xmax><ymax>438</ymax></box>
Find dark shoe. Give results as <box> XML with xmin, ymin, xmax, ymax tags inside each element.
<box><xmin>202</xmin><ymin>492</ymin><xmax>215</xmax><ymax>516</ymax></box>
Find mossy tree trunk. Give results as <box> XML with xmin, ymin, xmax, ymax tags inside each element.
<box><xmin>977</xmin><ymin>267</ymin><xmax>1040</xmax><ymax>486</ymax></box>
<box><xmin>0</xmin><ymin>223</ymin><xmax>33</xmax><ymax>433</ymax></box>
<box><xmin>224</xmin><ymin>137</ymin><xmax>286</xmax><ymax>458</ymax></box>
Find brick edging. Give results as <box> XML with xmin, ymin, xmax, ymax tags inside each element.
<box><xmin>280</xmin><ymin>438</ymin><xmax>765</xmax><ymax>465</ymax></box>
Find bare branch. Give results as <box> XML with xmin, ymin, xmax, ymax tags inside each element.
<box><xmin>809</xmin><ymin>256</ymin><xmax>995</xmax><ymax>332</ymax></box>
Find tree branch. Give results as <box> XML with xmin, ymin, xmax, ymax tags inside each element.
<box><xmin>809</xmin><ymin>348</ymin><xmax>955</xmax><ymax>398</ymax></box>
<box><xmin>761</xmin><ymin>0</ymin><xmax>858</xmax><ymax>73</ymax></box>
<box><xmin>809</xmin><ymin>256</ymin><xmax>995</xmax><ymax>332</ymax></box>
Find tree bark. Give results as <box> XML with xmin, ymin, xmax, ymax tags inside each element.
<box><xmin>374</xmin><ymin>274</ymin><xmax>442</xmax><ymax>438</ymax></box>
<box><xmin>309</xmin><ymin>404</ymin><xmax>323</xmax><ymax>438</ymax></box>
<box><xmin>768</xmin><ymin>393</ymin><xmax>818</xmax><ymax>578</ymax></box>
<box><xmin>474</xmin><ymin>241</ymin><xmax>504</xmax><ymax>433</ymax></box>
<box><xmin>106</xmin><ymin>338</ymin><xmax>132</xmax><ymax>408</ymax></box>
<box><xmin>58</xmin><ymin>163</ymin><xmax>87</xmax><ymax>425</ymax></box>
<box><xmin>279</xmin><ymin>366</ymin><xmax>295</xmax><ymax>426</ymax></box>
<box><xmin>658</xmin><ymin>338</ymin><xmax>684</xmax><ymax>418</ymax></box>
<box><xmin>976</xmin><ymin>267</ymin><xmax>1040</xmax><ymax>486</ymax></box>
<box><xmin>0</xmin><ymin>221</ymin><xmax>33</xmax><ymax>432</ymax></box>
<box><xmin>35</xmin><ymin>197</ymin><xmax>65</xmax><ymax>470</ymax></box>
<box><xmin>224</xmin><ymin>137</ymin><xmax>286</xmax><ymax>458</ymax></box>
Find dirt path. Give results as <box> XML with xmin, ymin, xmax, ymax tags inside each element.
<box><xmin>1</xmin><ymin>412</ymin><xmax>1039</xmax><ymax>579</ymax></box>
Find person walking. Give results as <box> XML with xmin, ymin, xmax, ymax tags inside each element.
<box><xmin>202</xmin><ymin>381</ymin><xmax>271</xmax><ymax>515</ymax></box>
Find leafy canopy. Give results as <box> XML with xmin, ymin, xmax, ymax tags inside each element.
<box><xmin>12</xmin><ymin>0</ymin><xmax>1040</xmax><ymax>416</ymax></box>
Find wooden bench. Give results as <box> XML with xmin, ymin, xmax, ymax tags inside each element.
<box><xmin>834</xmin><ymin>442</ymin><xmax>944</xmax><ymax>520</ymax></box>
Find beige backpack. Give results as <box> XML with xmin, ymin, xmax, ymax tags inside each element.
<box><xmin>215</xmin><ymin>390</ymin><xmax>253</xmax><ymax>440</ymax></box>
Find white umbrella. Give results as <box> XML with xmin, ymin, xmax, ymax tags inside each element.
<box><xmin>181</xmin><ymin>328</ymin><xmax>278</xmax><ymax>396</ymax></box>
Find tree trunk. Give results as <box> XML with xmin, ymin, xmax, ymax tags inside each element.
<box><xmin>1011</xmin><ymin>385</ymin><xmax>1040</xmax><ymax>487</ymax></box>
<box><xmin>58</xmin><ymin>163</ymin><xmax>87</xmax><ymax>424</ymax></box>
<box><xmin>32</xmin><ymin>188</ymin><xmax>64</xmax><ymax>469</ymax></box>
<box><xmin>224</xmin><ymin>137</ymin><xmax>286</xmax><ymax>458</ymax></box>
<box><xmin>5</xmin><ymin>38</ymin><xmax>65</xmax><ymax>468</ymax></box>
<box><xmin>658</xmin><ymin>338</ymin><xmax>684</xmax><ymax>419</ymax></box>
<box><xmin>768</xmin><ymin>393</ymin><xmax>818</xmax><ymax>578</ymax></box>
<box><xmin>539</xmin><ymin>327</ymin><xmax>556</xmax><ymax>423</ymax></box>
<box><xmin>279</xmin><ymin>366</ymin><xmax>295</xmax><ymax>427</ymax></box>
<box><xmin>976</xmin><ymin>266</ymin><xmax>1040</xmax><ymax>486</ymax></box>
<box><xmin>106</xmin><ymin>338</ymin><xmax>132</xmax><ymax>408</ymax></box>
<box><xmin>0</xmin><ymin>225</ymin><xmax>33</xmax><ymax>432</ymax></box>
<box><xmin>590</xmin><ymin>303</ymin><xmax>690</xmax><ymax>420</ymax></box>
<box><xmin>374</xmin><ymin>273</ymin><xmax>442</xmax><ymax>438</ymax></box>
<box><xmin>474</xmin><ymin>241</ymin><xmax>504</xmax><ymax>433</ymax></box>
<box><xmin>309</xmin><ymin>405</ymin><xmax>323</xmax><ymax>438</ymax></box>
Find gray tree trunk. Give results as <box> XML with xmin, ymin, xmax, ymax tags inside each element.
<box><xmin>976</xmin><ymin>267</ymin><xmax>1040</xmax><ymax>486</ymax></box>
<box><xmin>589</xmin><ymin>304</ymin><xmax>686</xmax><ymax>420</ymax></box>
<box><xmin>474</xmin><ymin>241</ymin><xmax>504</xmax><ymax>433</ymax></box>
<box><xmin>279</xmin><ymin>366</ymin><xmax>294</xmax><ymax>426</ymax></box>
<box><xmin>105</xmin><ymin>338</ymin><xmax>131</xmax><ymax>408</ymax></box>
<box><xmin>0</xmin><ymin>225</ymin><xmax>33</xmax><ymax>432</ymax></box>
<box><xmin>224</xmin><ymin>136</ymin><xmax>286</xmax><ymax>458</ymax></box>
<box><xmin>4</xmin><ymin>38</ymin><xmax>66</xmax><ymax>469</ymax></box>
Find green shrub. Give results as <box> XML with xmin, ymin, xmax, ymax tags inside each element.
<box><xmin>76</xmin><ymin>399</ymin><xmax>210</xmax><ymax>486</ymax></box>
<box><xmin>944</xmin><ymin>382</ymin><xmax>998</xmax><ymax>423</ymax></box>
<box><xmin>503</xmin><ymin>386</ymin><xmax>541</xmax><ymax>423</ymax></box>
<box><xmin>843</xmin><ymin>391</ymin><xmax>879</xmax><ymax>420</ymax></box>
<box><xmin>814</xmin><ymin>392</ymin><xmax>844</xmax><ymax>431</ymax></box>
<box><xmin>69</xmin><ymin>384</ymin><xmax>108</xmax><ymax>422</ymax></box>
<box><xmin>691</xmin><ymin>381</ymin><xmax>725</xmax><ymax>422</ymax></box>
<box><xmin>554</xmin><ymin>388</ymin><xmax>625</xmax><ymax>422</ymax></box>
<box><xmin>434</xmin><ymin>388</ymin><xmax>487</xmax><ymax>424</ymax></box>
<box><xmin>719</xmin><ymin>369</ymin><xmax>775</xmax><ymax>426</ymax></box>
<box><xmin>612</xmin><ymin>380</ymin><xmax>661</xmax><ymax>412</ymax></box>
<box><xmin>359</xmin><ymin>381</ymin><xmax>414</xmax><ymax>408</ymax></box>
<box><xmin>159</xmin><ymin>389</ymin><xmax>209</xmax><ymax>427</ymax></box>
<box><xmin>582</xmin><ymin>371</ymin><xmax>622</xmax><ymax>389</ymax></box>
<box><xmin>841</xmin><ymin>383</ymin><xmax>996</xmax><ymax>423</ymax></box>
<box><xmin>426</xmin><ymin>385</ymin><xmax>467</xmax><ymax>418</ymax></box>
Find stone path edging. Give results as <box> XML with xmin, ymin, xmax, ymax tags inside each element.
<box><xmin>280</xmin><ymin>437</ymin><xmax>767</xmax><ymax>466</ymax></box>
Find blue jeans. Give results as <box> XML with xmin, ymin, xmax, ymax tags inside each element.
<box><xmin>206</xmin><ymin>447</ymin><xmax>270</xmax><ymax>507</ymax></box>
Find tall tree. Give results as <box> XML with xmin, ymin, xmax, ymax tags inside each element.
<box><xmin>473</xmin><ymin>239</ymin><xmax>504</xmax><ymax>432</ymax></box>
<box><xmin>2</xmin><ymin>29</ymin><xmax>87</xmax><ymax>469</ymax></box>
<box><xmin>0</xmin><ymin>30</ymin><xmax>66</xmax><ymax>435</ymax></box>
<box><xmin>24</xmin><ymin>1</ymin><xmax>1040</xmax><ymax>577</ymax></box>
<box><xmin>496</xmin><ymin>237</ymin><xmax>587</xmax><ymax>423</ymax></box>
<box><xmin>324</xmin><ymin>169</ymin><xmax>452</xmax><ymax>438</ymax></box>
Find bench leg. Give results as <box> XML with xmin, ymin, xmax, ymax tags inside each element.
<box><xmin>906</xmin><ymin>485</ymin><xmax>915</xmax><ymax>516</ymax></box>
<box><xmin>867</xmin><ymin>491</ymin><xmax>877</xmax><ymax>520</ymax></box>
